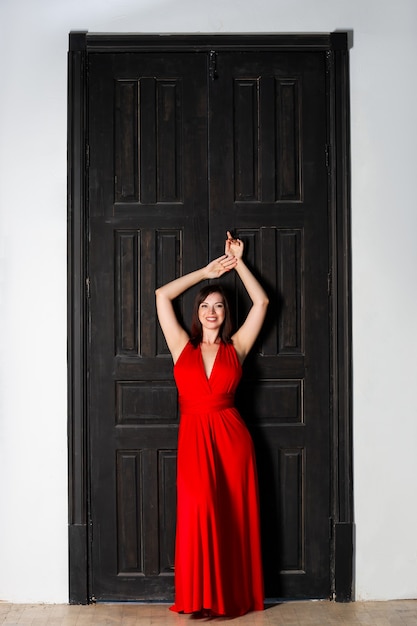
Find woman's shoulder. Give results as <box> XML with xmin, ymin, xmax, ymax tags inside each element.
<box><xmin>173</xmin><ymin>339</ymin><xmax>193</xmax><ymax>366</ymax></box>
<box><xmin>227</xmin><ymin>337</ymin><xmax>244</xmax><ymax>365</ymax></box>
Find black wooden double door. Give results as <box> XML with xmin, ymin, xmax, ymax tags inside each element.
<box><xmin>88</xmin><ymin>49</ymin><xmax>330</xmax><ymax>602</ymax></box>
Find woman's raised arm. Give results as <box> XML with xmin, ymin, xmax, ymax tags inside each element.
<box><xmin>226</xmin><ymin>232</ymin><xmax>269</xmax><ymax>363</ymax></box>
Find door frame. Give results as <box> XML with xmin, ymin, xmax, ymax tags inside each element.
<box><xmin>67</xmin><ymin>31</ymin><xmax>353</xmax><ymax>604</ymax></box>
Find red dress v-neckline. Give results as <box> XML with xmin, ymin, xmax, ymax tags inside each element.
<box><xmin>200</xmin><ymin>341</ymin><xmax>221</xmax><ymax>381</ymax></box>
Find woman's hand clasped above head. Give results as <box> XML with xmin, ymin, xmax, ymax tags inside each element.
<box><xmin>225</xmin><ymin>230</ymin><xmax>244</xmax><ymax>259</ymax></box>
<box><xmin>205</xmin><ymin>254</ymin><xmax>237</xmax><ymax>279</ymax></box>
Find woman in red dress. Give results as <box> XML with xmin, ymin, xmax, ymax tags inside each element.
<box><xmin>155</xmin><ymin>232</ymin><xmax>268</xmax><ymax>617</ymax></box>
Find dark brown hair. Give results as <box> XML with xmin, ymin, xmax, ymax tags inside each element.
<box><xmin>190</xmin><ymin>285</ymin><xmax>233</xmax><ymax>346</ymax></box>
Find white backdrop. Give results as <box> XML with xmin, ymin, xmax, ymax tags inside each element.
<box><xmin>0</xmin><ymin>0</ymin><xmax>416</xmax><ymax>603</ymax></box>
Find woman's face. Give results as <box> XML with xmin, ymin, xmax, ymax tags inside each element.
<box><xmin>198</xmin><ymin>292</ymin><xmax>225</xmax><ymax>332</ymax></box>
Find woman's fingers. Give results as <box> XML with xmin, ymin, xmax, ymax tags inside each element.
<box><xmin>214</xmin><ymin>254</ymin><xmax>237</xmax><ymax>273</ymax></box>
<box><xmin>222</xmin><ymin>255</ymin><xmax>238</xmax><ymax>272</ymax></box>
<box><xmin>226</xmin><ymin>231</ymin><xmax>242</xmax><ymax>249</ymax></box>
<box><xmin>206</xmin><ymin>254</ymin><xmax>237</xmax><ymax>277</ymax></box>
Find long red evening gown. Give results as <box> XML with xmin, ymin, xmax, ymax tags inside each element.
<box><xmin>170</xmin><ymin>340</ymin><xmax>264</xmax><ymax>617</ymax></box>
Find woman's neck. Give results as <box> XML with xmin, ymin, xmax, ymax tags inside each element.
<box><xmin>201</xmin><ymin>332</ymin><xmax>220</xmax><ymax>345</ymax></box>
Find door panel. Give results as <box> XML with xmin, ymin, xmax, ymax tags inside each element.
<box><xmin>88</xmin><ymin>49</ymin><xmax>330</xmax><ymax>601</ymax></box>
<box><xmin>88</xmin><ymin>52</ymin><xmax>208</xmax><ymax>600</ymax></box>
<box><xmin>209</xmin><ymin>52</ymin><xmax>330</xmax><ymax>597</ymax></box>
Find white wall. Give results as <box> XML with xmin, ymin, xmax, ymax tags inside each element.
<box><xmin>0</xmin><ymin>0</ymin><xmax>416</xmax><ymax>604</ymax></box>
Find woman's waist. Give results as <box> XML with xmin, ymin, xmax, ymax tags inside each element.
<box><xmin>178</xmin><ymin>392</ymin><xmax>235</xmax><ymax>413</ymax></box>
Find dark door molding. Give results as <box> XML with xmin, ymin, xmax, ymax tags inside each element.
<box><xmin>67</xmin><ymin>31</ymin><xmax>353</xmax><ymax>604</ymax></box>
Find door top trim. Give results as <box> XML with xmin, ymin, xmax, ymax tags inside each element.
<box><xmin>69</xmin><ymin>31</ymin><xmax>351</xmax><ymax>53</ymax></box>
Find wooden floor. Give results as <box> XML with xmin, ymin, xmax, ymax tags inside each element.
<box><xmin>1</xmin><ymin>601</ymin><xmax>417</xmax><ymax>625</ymax></box>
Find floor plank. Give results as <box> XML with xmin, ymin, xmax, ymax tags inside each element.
<box><xmin>1</xmin><ymin>601</ymin><xmax>417</xmax><ymax>625</ymax></box>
